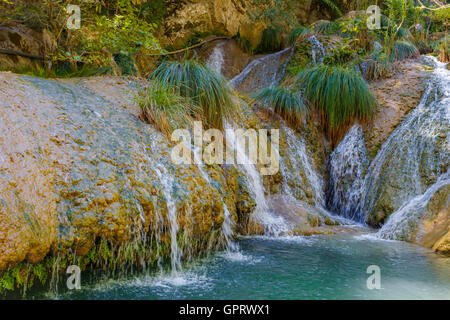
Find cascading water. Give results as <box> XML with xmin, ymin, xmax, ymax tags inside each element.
<box><xmin>229</xmin><ymin>47</ymin><xmax>293</xmax><ymax>93</ymax></box>
<box><xmin>144</xmin><ymin>143</ymin><xmax>182</xmax><ymax>274</ymax></box>
<box><xmin>359</xmin><ymin>56</ymin><xmax>449</xmax><ymax>229</ymax></box>
<box><xmin>308</xmin><ymin>35</ymin><xmax>326</xmax><ymax>65</ymax></box>
<box><xmin>225</xmin><ymin>122</ymin><xmax>288</xmax><ymax>236</ymax></box>
<box><xmin>327</xmin><ymin>125</ymin><xmax>369</xmax><ymax>222</ymax></box>
<box><xmin>376</xmin><ymin>170</ymin><xmax>450</xmax><ymax>241</ymax></box>
<box><xmin>280</xmin><ymin>125</ymin><xmax>325</xmax><ymax>207</ymax></box>
<box><xmin>152</xmin><ymin>164</ymin><xmax>182</xmax><ymax>274</ymax></box>
<box><xmin>206</xmin><ymin>42</ymin><xmax>225</xmax><ymax>74</ymax></box>
<box><xmin>367</xmin><ymin>56</ymin><xmax>450</xmax><ymax>239</ymax></box>
<box><xmin>192</xmin><ymin>145</ymin><xmax>237</xmax><ymax>252</ymax></box>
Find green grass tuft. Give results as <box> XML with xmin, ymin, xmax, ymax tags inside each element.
<box><xmin>151</xmin><ymin>59</ymin><xmax>235</xmax><ymax>130</ymax></box>
<box><xmin>253</xmin><ymin>86</ymin><xmax>308</xmax><ymax>126</ymax></box>
<box><xmin>288</xmin><ymin>26</ymin><xmax>312</xmax><ymax>45</ymax></box>
<box><xmin>295</xmin><ymin>65</ymin><xmax>377</xmax><ymax>142</ymax></box>
<box><xmin>391</xmin><ymin>41</ymin><xmax>419</xmax><ymax>61</ymax></box>
<box><xmin>136</xmin><ymin>81</ymin><xmax>198</xmax><ymax>137</ymax></box>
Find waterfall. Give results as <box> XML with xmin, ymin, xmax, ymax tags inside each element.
<box><xmin>193</xmin><ymin>145</ymin><xmax>237</xmax><ymax>251</ymax></box>
<box><xmin>280</xmin><ymin>125</ymin><xmax>325</xmax><ymax>207</ymax></box>
<box><xmin>225</xmin><ymin>122</ymin><xmax>288</xmax><ymax>236</ymax></box>
<box><xmin>308</xmin><ymin>35</ymin><xmax>325</xmax><ymax>65</ymax></box>
<box><xmin>144</xmin><ymin>143</ymin><xmax>182</xmax><ymax>274</ymax></box>
<box><xmin>327</xmin><ymin>125</ymin><xmax>369</xmax><ymax>222</ymax></box>
<box><xmin>360</xmin><ymin>56</ymin><xmax>449</xmax><ymax>224</ymax></box>
<box><xmin>376</xmin><ymin>170</ymin><xmax>449</xmax><ymax>241</ymax></box>
<box><xmin>153</xmin><ymin>164</ymin><xmax>182</xmax><ymax>274</ymax></box>
<box><xmin>206</xmin><ymin>42</ymin><xmax>225</xmax><ymax>74</ymax></box>
<box><xmin>369</xmin><ymin>56</ymin><xmax>450</xmax><ymax>239</ymax></box>
<box><xmin>229</xmin><ymin>47</ymin><xmax>293</xmax><ymax>93</ymax></box>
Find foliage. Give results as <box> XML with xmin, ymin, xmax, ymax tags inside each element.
<box><xmin>253</xmin><ymin>86</ymin><xmax>308</xmax><ymax>126</ymax></box>
<box><xmin>248</xmin><ymin>0</ymin><xmax>306</xmax><ymax>28</ymax></box>
<box><xmin>151</xmin><ymin>59</ymin><xmax>235</xmax><ymax>130</ymax></box>
<box><xmin>0</xmin><ymin>0</ymin><xmax>161</xmax><ymax>75</ymax></box>
<box><xmin>113</xmin><ymin>53</ymin><xmax>137</xmax><ymax>76</ymax></box>
<box><xmin>311</xmin><ymin>20</ymin><xmax>341</xmax><ymax>36</ymax></box>
<box><xmin>324</xmin><ymin>42</ymin><xmax>357</xmax><ymax>66</ymax></box>
<box><xmin>136</xmin><ymin>82</ymin><xmax>196</xmax><ymax>136</ymax></box>
<box><xmin>288</xmin><ymin>26</ymin><xmax>312</xmax><ymax>45</ymax></box>
<box><xmin>337</xmin><ymin>16</ymin><xmax>373</xmax><ymax>52</ymax></box>
<box><xmin>320</xmin><ymin>0</ymin><xmax>343</xmax><ymax>16</ymax></box>
<box><xmin>248</xmin><ymin>0</ymin><xmax>343</xmax><ymax>29</ymax></box>
<box><xmin>295</xmin><ymin>65</ymin><xmax>376</xmax><ymax>141</ymax></box>
<box><xmin>256</xmin><ymin>26</ymin><xmax>283</xmax><ymax>53</ymax></box>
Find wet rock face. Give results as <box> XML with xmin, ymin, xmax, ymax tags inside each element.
<box><xmin>360</xmin><ymin>57</ymin><xmax>449</xmax><ymax>245</ymax></box>
<box><xmin>162</xmin><ymin>0</ymin><xmax>332</xmax><ymax>49</ymax></box>
<box><xmin>230</xmin><ymin>48</ymin><xmax>293</xmax><ymax>94</ymax></box>
<box><xmin>163</xmin><ymin>0</ymin><xmax>265</xmax><ymax>48</ymax></box>
<box><xmin>364</xmin><ymin>60</ymin><xmax>430</xmax><ymax>158</ymax></box>
<box><xmin>0</xmin><ymin>24</ymin><xmax>54</xmax><ymax>71</ymax></box>
<box><xmin>0</xmin><ymin>73</ymin><xmax>243</xmax><ymax>270</ymax></box>
<box><xmin>200</xmin><ymin>39</ymin><xmax>253</xmax><ymax>80</ymax></box>
<box><xmin>416</xmin><ymin>184</ymin><xmax>450</xmax><ymax>254</ymax></box>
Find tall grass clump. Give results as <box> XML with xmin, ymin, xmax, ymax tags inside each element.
<box><xmin>391</xmin><ymin>41</ymin><xmax>419</xmax><ymax>61</ymax></box>
<box><xmin>288</xmin><ymin>26</ymin><xmax>312</xmax><ymax>45</ymax></box>
<box><xmin>136</xmin><ymin>82</ymin><xmax>198</xmax><ymax>136</ymax></box>
<box><xmin>295</xmin><ymin>65</ymin><xmax>377</xmax><ymax>142</ymax></box>
<box><xmin>256</xmin><ymin>26</ymin><xmax>283</xmax><ymax>53</ymax></box>
<box><xmin>151</xmin><ymin>59</ymin><xmax>235</xmax><ymax>130</ymax></box>
<box><xmin>253</xmin><ymin>86</ymin><xmax>308</xmax><ymax>126</ymax></box>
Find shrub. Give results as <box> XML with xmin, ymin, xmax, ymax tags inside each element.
<box><xmin>253</xmin><ymin>86</ymin><xmax>308</xmax><ymax>126</ymax></box>
<box><xmin>136</xmin><ymin>82</ymin><xmax>198</xmax><ymax>137</ymax></box>
<box><xmin>324</xmin><ymin>44</ymin><xmax>355</xmax><ymax>66</ymax></box>
<box><xmin>256</xmin><ymin>26</ymin><xmax>283</xmax><ymax>53</ymax></box>
<box><xmin>151</xmin><ymin>59</ymin><xmax>235</xmax><ymax>130</ymax></box>
<box><xmin>295</xmin><ymin>65</ymin><xmax>377</xmax><ymax>142</ymax></box>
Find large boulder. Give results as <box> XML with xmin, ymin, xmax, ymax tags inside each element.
<box><xmin>0</xmin><ymin>73</ymin><xmax>251</xmax><ymax>272</ymax></box>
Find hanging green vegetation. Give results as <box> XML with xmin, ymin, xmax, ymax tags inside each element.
<box><xmin>295</xmin><ymin>65</ymin><xmax>377</xmax><ymax>142</ymax></box>
<box><xmin>151</xmin><ymin>59</ymin><xmax>235</xmax><ymax>130</ymax></box>
<box><xmin>253</xmin><ymin>86</ymin><xmax>308</xmax><ymax>126</ymax></box>
<box><xmin>256</xmin><ymin>26</ymin><xmax>283</xmax><ymax>53</ymax></box>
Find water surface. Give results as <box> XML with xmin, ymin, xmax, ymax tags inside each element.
<box><xmin>54</xmin><ymin>234</ymin><xmax>450</xmax><ymax>300</ymax></box>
